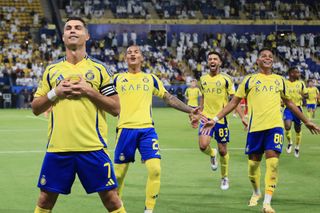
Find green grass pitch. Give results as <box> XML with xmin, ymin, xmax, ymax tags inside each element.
<box><xmin>0</xmin><ymin>108</ymin><xmax>320</xmax><ymax>212</ymax></box>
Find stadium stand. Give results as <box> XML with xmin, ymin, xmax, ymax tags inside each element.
<box><xmin>0</xmin><ymin>0</ymin><xmax>320</xmax><ymax>108</ymax></box>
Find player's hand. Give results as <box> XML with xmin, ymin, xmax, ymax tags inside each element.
<box><xmin>189</xmin><ymin>107</ymin><xmax>201</xmax><ymax>128</ymax></box>
<box><xmin>304</xmin><ymin>121</ymin><xmax>320</xmax><ymax>134</ymax></box>
<box><xmin>241</xmin><ymin>117</ymin><xmax>248</xmax><ymax>131</ymax></box>
<box><xmin>200</xmin><ymin>119</ymin><xmax>215</xmax><ymax>135</ymax></box>
<box><xmin>55</xmin><ymin>79</ymin><xmax>73</xmax><ymax>98</ymax></box>
<box><xmin>68</xmin><ymin>76</ymin><xmax>93</xmax><ymax>98</ymax></box>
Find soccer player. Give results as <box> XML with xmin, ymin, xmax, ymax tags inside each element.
<box><xmin>200</xmin><ymin>48</ymin><xmax>320</xmax><ymax>213</ymax></box>
<box><xmin>283</xmin><ymin>67</ymin><xmax>308</xmax><ymax>157</ymax></box>
<box><xmin>184</xmin><ymin>79</ymin><xmax>202</xmax><ymax>108</ymax></box>
<box><xmin>198</xmin><ymin>51</ymin><xmax>246</xmax><ymax>190</ymax></box>
<box><xmin>113</xmin><ymin>45</ymin><xmax>199</xmax><ymax>213</ymax></box>
<box><xmin>31</xmin><ymin>17</ymin><xmax>126</xmax><ymax>213</ymax></box>
<box><xmin>306</xmin><ymin>79</ymin><xmax>319</xmax><ymax>119</ymax></box>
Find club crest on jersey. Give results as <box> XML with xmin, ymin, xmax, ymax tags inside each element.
<box><xmin>143</xmin><ymin>77</ymin><xmax>149</xmax><ymax>83</ymax></box>
<box><xmin>275</xmin><ymin>80</ymin><xmax>280</xmax><ymax>86</ymax></box>
<box><xmin>85</xmin><ymin>70</ymin><xmax>95</xmax><ymax>80</ymax></box>
<box><xmin>40</xmin><ymin>175</ymin><xmax>47</xmax><ymax>185</ymax></box>
<box><xmin>216</xmin><ymin>81</ymin><xmax>222</xmax><ymax>87</ymax></box>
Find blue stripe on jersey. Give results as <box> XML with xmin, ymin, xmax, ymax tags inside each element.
<box><xmin>301</xmin><ymin>82</ymin><xmax>304</xmax><ymax>90</ymax></box>
<box><xmin>281</xmin><ymin>79</ymin><xmax>286</xmax><ymax>95</ymax></box>
<box><xmin>96</xmin><ymin>110</ymin><xmax>107</xmax><ymax>148</ymax></box>
<box><xmin>247</xmin><ymin>109</ymin><xmax>253</xmax><ymax>131</ymax></box>
<box><xmin>46</xmin><ymin>72</ymin><xmax>52</xmax><ymax>90</ymax></box>
<box><xmin>114</xmin><ymin>75</ymin><xmax>119</xmax><ymax>88</ymax></box>
<box><xmin>94</xmin><ymin>66</ymin><xmax>103</xmax><ymax>88</ymax></box>
<box><xmin>151</xmin><ymin>75</ymin><xmax>159</xmax><ymax>90</ymax></box>
<box><xmin>88</xmin><ymin>56</ymin><xmax>113</xmax><ymax>77</ymax></box>
<box><xmin>245</xmin><ymin>77</ymin><xmax>251</xmax><ymax>94</ymax></box>
<box><xmin>224</xmin><ymin>77</ymin><xmax>229</xmax><ymax>89</ymax></box>
<box><xmin>47</xmin><ymin>111</ymin><xmax>54</xmax><ymax>149</ymax></box>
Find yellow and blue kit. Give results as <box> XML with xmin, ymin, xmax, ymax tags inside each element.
<box><xmin>235</xmin><ymin>73</ymin><xmax>289</xmax><ymax>154</ymax></box>
<box><xmin>34</xmin><ymin>56</ymin><xmax>118</xmax><ymax>194</ymax></box>
<box><xmin>199</xmin><ymin>73</ymin><xmax>235</xmax><ymax>143</ymax></box>
<box><xmin>306</xmin><ymin>87</ymin><xmax>319</xmax><ymax>110</ymax></box>
<box><xmin>185</xmin><ymin>87</ymin><xmax>202</xmax><ymax>107</ymax></box>
<box><xmin>114</xmin><ymin>72</ymin><xmax>167</xmax><ymax>163</ymax></box>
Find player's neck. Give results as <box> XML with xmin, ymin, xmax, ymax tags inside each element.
<box><xmin>259</xmin><ymin>68</ymin><xmax>272</xmax><ymax>75</ymax></box>
<box><xmin>289</xmin><ymin>77</ymin><xmax>297</xmax><ymax>82</ymax></box>
<box><xmin>128</xmin><ymin>66</ymin><xmax>141</xmax><ymax>74</ymax></box>
<box><xmin>209</xmin><ymin>69</ymin><xmax>219</xmax><ymax>77</ymax></box>
<box><xmin>65</xmin><ymin>48</ymin><xmax>86</xmax><ymax>65</ymax></box>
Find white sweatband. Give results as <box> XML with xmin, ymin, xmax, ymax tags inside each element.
<box><xmin>47</xmin><ymin>89</ymin><xmax>57</xmax><ymax>102</ymax></box>
<box><xmin>213</xmin><ymin>116</ymin><xmax>219</xmax><ymax>122</ymax></box>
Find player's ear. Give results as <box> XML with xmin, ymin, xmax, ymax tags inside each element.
<box><xmin>85</xmin><ymin>29</ymin><xmax>90</xmax><ymax>41</ymax></box>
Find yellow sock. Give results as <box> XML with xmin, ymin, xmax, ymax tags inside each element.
<box><xmin>296</xmin><ymin>132</ymin><xmax>302</xmax><ymax>147</ymax></box>
<box><xmin>265</xmin><ymin>157</ymin><xmax>279</xmax><ymax>196</ymax></box>
<box><xmin>248</xmin><ymin>160</ymin><xmax>261</xmax><ymax>195</ymax></box>
<box><xmin>145</xmin><ymin>158</ymin><xmax>161</xmax><ymax>210</ymax></box>
<box><xmin>285</xmin><ymin>130</ymin><xmax>292</xmax><ymax>143</ymax></box>
<box><xmin>202</xmin><ymin>145</ymin><xmax>215</xmax><ymax>157</ymax></box>
<box><xmin>220</xmin><ymin>153</ymin><xmax>229</xmax><ymax>178</ymax></box>
<box><xmin>34</xmin><ymin>206</ymin><xmax>51</xmax><ymax>213</ymax></box>
<box><xmin>110</xmin><ymin>206</ymin><xmax>126</xmax><ymax>213</ymax></box>
<box><xmin>114</xmin><ymin>163</ymin><xmax>129</xmax><ymax>198</ymax></box>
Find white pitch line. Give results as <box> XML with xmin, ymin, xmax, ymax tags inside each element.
<box><xmin>0</xmin><ymin>147</ymin><xmax>244</xmax><ymax>154</ymax></box>
<box><xmin>25</xmin><ymin>115</ymin><xmax>48</xmax><ymax>122</ymax></box>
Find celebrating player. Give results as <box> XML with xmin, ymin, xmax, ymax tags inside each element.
<box><xmin>306</xmin><ymin>79</ymin><xmax>319</xmax><ymax>119</ymax></box>
<box><xmin>198</xmin><ymin>51</ymin><xmax>246</xmax><ymax>190</ymax></box>
<box><xmin>113</xmin><ymin>45</ymin><xmax>199</xmax><ymax>213</ymax></box>
<box><xmin>200</xmin><ymin>48</ymin><xmax>320</xmax><ymax>213</ymax></box>
<box><xmin>31</xmin><ymin>17</ymin><xmax>125</xmax><ymax>213</ymax></box>
<box><xmin>283</xmin><ymin>67</ymin><xmax>308</xmax><ymax>157</ymax></box>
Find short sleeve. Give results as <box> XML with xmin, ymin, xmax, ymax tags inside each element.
<box><xmin>235</xmin><ymin>76</ymin><xmax>251</xmax><ymax>98</ymax></box>
<box><xmin>34</xmin><ymin>68</ymin><xmax>51</xmax><ymax>98</ymax></box>
<box><xmin>151</xmin><ymin>74</ymin><xmax>167</xmax><ymax>98</ymax></box>
<box><xmin>226</xmin><ymin>77</ymin><xmax>235</xmax><ymax>96</ymax></box>
<box><xmin>99</xmin><ymin>67</ymin><xmax>117</xmax><ymax>96</ymax></box>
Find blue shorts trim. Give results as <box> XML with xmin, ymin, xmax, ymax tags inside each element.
<box><xmin>245</xmin><ymin>127</ymin><xmax>284</xmax><ymax>155</ymax></box>
<box><xmin>283</xmin><ymin>107</ymin><xmax>302</xmax><ymax>125</ymax></box>
<box><xmin>114</xmin><ymin>128</ymin><xmax>161</xmax><ymax>164</ymax></box>
<box><xmin>307</xmin><ymin>104</ymin><xmax>317</xmax><ymax>110</ymax></box>
<box><xmin>198</xmin><ymin>120</ymin><xmax>230</xmax><ymax>143</ymax></box>
<box><xmin>37</xmin><ymin>149</ymin><xmax>118</xmax><ymax>194</ymax></box>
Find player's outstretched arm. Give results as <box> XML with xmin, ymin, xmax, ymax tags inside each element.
<box><xmin>200</xmin><ymin>96</ymin><xmax>242</xmax><ymax>133</ymax></box>
<box><xmin>31</xmin><ymin>80</ymin><xmax>73</xmax><ymax>116</ymax></box>
<box><xmin>69</xmin><ymin>77</ymin><xmax>120</xmax><ymax>116</ymax></box>
<box><xmin>283</xmin><ymin>97</ymin><xmax>320</xmax><ymax>134</ymax></box>
<box><xmin>163</xmin><ymin>92</ymin><xmax>194</xmax><ymax>113</ymax></box>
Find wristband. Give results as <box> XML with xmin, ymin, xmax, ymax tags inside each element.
<box><xmin>47</xmin><ymin>89</ymin><xmax>57</xmax><ymax>102</ymax></box>
<box><xmin>213</xmin><ymin>116</ymin><xmax>219</xmax><ymax>122</ymax></box>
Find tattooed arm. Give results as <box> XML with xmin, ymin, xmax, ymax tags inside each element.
<box><xmin>163</xmin><ymin>92</ymin><xmax>194</xmax><ymax>113</ymax></box>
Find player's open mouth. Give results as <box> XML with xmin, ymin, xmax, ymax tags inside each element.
<box><xmin>210</xmin><ymin>64</ymin><xmax>216</xmax><ymax>68</ymax></box>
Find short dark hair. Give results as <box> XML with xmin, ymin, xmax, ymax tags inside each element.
<box><xmin>207</xmin><ymin>51</ymin><xmax>223</xmax><ymax>61</ymax></box>
<box><xmin>65</xmin><ymin>17</ymin><xmax>87</xmax><ymax>28</ymax></box>
<box><xmin>258</xmin><ymin>47</ymin><xmax>274</xmax><ymax>56</ymax></box>
<box><xmin>288</xmin><ymin>67</ymin><xmax>298</xmax><ymax>73</ymax></box>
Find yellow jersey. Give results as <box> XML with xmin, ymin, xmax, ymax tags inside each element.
<box><xmin>306</xmin><ymin>87</ymin><xmax>319</xmax><ymax>104</ymax></box>
<box><xmin>34</xmin><ymin>56</ymin><xmax>116</xmax><ymax>152</ymax></box>
<box><xmin>236</xmin><ymin>73</ymin><xmax>289</xmax><ymax>132</ymax></box>
<box><xmin>200</xmin><ymin>73</ymin><xmax>235</xmax><ymax>124</ymax></box>
<box><xmin>285</xmin><ymin>80</ymin><xmax>307</xmax><ymax>106</ymax></box>
<box><xmin>185</xmin><ymin>87</ymin><xmax>202</xmax><ymax>107</ymax></box>
<box><xmin>114</xmin><ymin>72</ymin><xmax>167</xmax><ymax>129</ymax></box>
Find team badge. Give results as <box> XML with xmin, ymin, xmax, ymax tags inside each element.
<box><xmin>120</xmin><ymin>153</ymin><xmax>125</xmax><ymax>161</ymax></box>
<box><xmin>216</xmin><ymin>81</ymin><xmax>221</xmax><ymax>87</ymax></box>
<box><xmin>40</xmin><ymin>175</ymin><xmax>47</xmax><ymax>185</ymax></box>
<box><xmin>296</xmin><ymin>84</ymin><xmax>300</xmax><ymax>88</ymax></box>
<box><xmin>274</xmin><ymin>80</ymin><xmax>280</xmax><ymax>86</ymax></box>
<box><xmin>143</xmin><ymin>77</ymin><xmax>149</xmax><ymax>83</ymax></box>
<box><xmin>85</xmin><ymin>70</ymin><xmax>95</xmax><ymax>80</ymax></box>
